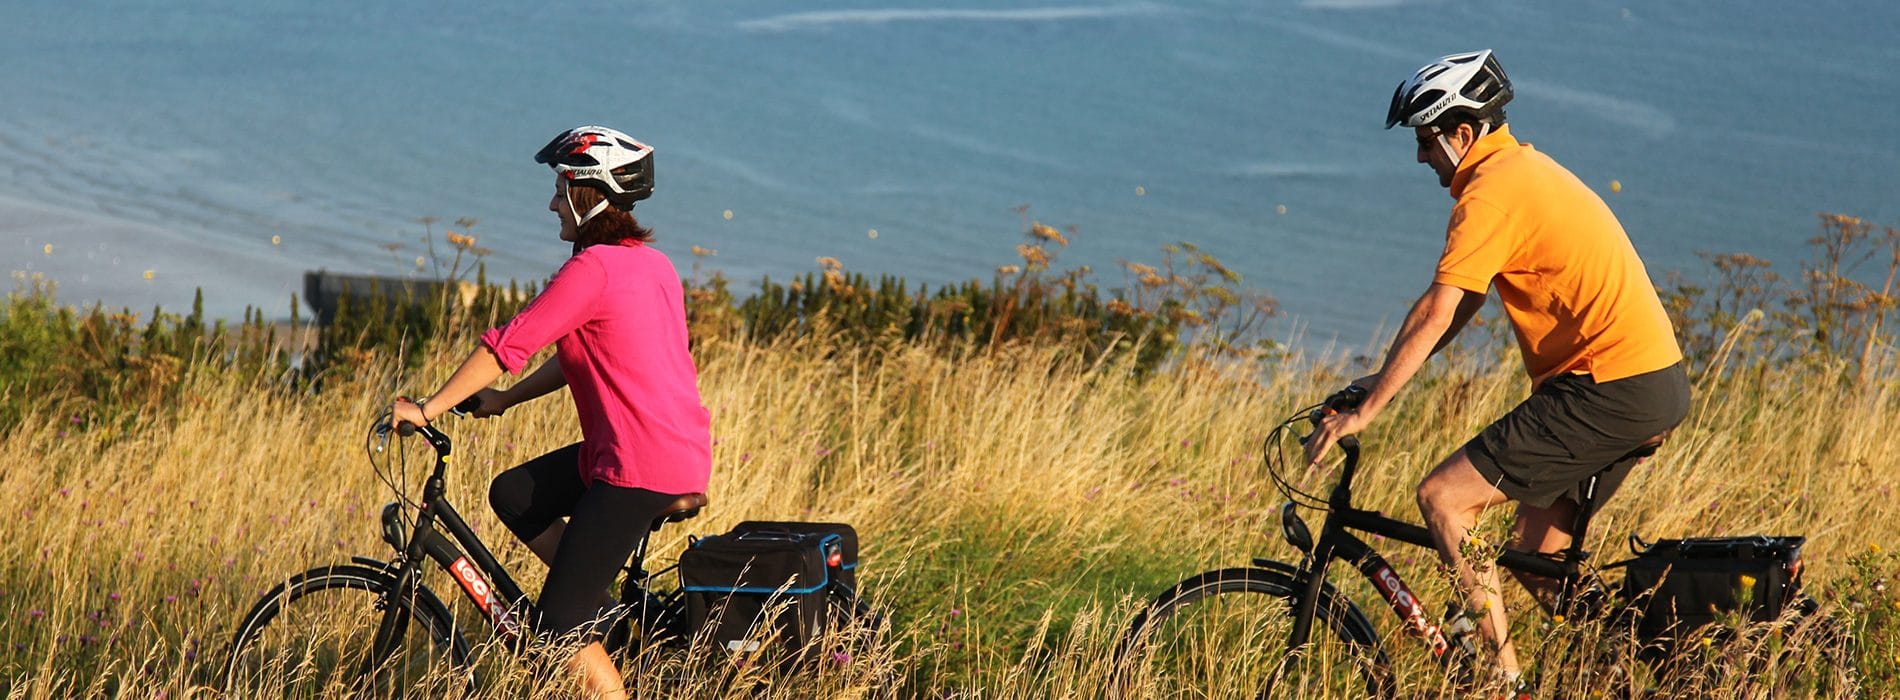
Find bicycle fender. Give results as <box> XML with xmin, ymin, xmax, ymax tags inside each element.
<box><xmin>1237</xmin><ymin>562</ymin><xmax>1385</xmax><ymax>647</ymax></box>
<box><xmin>349</xmin><ymin>556</ymin><xmax>401</xmax><ymax>577</ymax></box>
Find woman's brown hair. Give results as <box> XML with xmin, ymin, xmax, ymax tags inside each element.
<box><xmin>567</xmin><ymin>183</ymin><xmax>654</xmax><ymax>248</ymax></box>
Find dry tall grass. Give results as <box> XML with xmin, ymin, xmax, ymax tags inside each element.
<box><xmin>1</xmin><ymin>327</ymin><xmax>1895</xmax><ymax>698</ymax></box>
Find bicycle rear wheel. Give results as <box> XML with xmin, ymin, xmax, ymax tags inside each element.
<box><xmin>1110</xmin><ymin>566</ymin><xmax>1393</xmax><ymax>699</ymax></box>
<box><xmin>225</xmin><ymin>562</ymin><xmax>473</xmax><ymax>697</ymax></box>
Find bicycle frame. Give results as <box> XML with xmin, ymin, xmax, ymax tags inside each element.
<box><xmin>368</xmin><ymin>424</ymin><xmax>533</xmax><ymax>665</ymax></box>
<box><xmin>365</xmin><ymin>424</ymin><xmax>676</xmax><ymax>669</ymax></box>
<box><xmin>1276</xmin><ymin>436</ymin><xmax>1598</xmax><ymax>661</ymax></box>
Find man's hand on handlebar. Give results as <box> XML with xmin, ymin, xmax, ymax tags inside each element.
<box><xmin>1302</xmin><ymin>385</ymin><xmax>1371</xmax><ymax>467</ymax></box>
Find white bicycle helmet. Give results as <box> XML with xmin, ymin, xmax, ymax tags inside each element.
<box><xmin>534</xmin><ymin>125</ymin><xmax>655</xmax><ymax>225</ymax></box>
<box><xmin>1385</xmin><ymin>50</ymin><xmax>1512</xmax><ymax>130</ymax></box>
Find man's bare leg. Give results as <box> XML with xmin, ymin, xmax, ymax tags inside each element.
<box><xmin>1509</xmin><ymin>499</ymin><xmax>1580</xmax><ymax>613</ymax></box>
<box><xmin>1416</xmin><ymin>448</ymin><xmax>1518</xmax><ymax>676</ymax></box>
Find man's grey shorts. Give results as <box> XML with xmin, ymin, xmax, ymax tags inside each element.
<box><xmin>1464</xmin><ymin>362</ymin><xmax>1691</xmax><ymax>510</ymax></box>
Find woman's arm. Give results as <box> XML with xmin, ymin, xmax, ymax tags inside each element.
<box><xmin>484</xmin><ymin>356</ymin><xmax>567</xmax><ymax>415</ymax></box>
<box><xmin>390</xmin><ymin>346</ymin><xmax>505</xmax><ymax>427</ymax></box>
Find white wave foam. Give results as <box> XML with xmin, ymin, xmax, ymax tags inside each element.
<box><xmin>1228</xmin><ymin>162</ymin><xmax>1357</xmax><ymax>179</ymax></box>
<box><xmin>1301</xmin><ymin>0</ymin><xmax>1414</xmax><ymax>9</ymax></box>
<box><xmin>908</xmin><ymin>124</ymin><xmax>1067</xmax><ymax>170</ymax></box>
<box><xmin>738</xmin><ymin>3</ymin><xmax>1176</xmax><ymax>32</ymax></box>
<box><xmin>1517</xmin><ymin>82</ymin><xmax>1677</xmax><ymax>138</ymax></box>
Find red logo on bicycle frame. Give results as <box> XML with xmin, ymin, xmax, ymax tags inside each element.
<box><xmin>1370</xmin><ymin>565</ymin><xmax>1450</xmax><ymax>656</ymax></box>
<box><xmin>450</xmin><ymin>556</ymin><xmax>517</xmax><ymax>638</ymax></box>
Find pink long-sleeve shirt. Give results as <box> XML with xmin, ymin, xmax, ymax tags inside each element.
<box><xmin>480</xmin><ymin>242</ymin><xmax>711</xmax><ymax>494</ymax></box>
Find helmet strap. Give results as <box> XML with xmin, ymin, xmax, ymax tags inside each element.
<box><xmin>1434</xmin><ymin>122</ymin><xmax>1492</xmax><ymax>168</ymax></box>
<box><xmin>564</xmin><ymin>185</ymin><xmax>612</xmax><ymax>228</ymax></box>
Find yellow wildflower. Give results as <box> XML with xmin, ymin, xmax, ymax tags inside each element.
<box><xmin>1016</xmin><ymin>244</ymin><xmax>1050</xmax><ymax>267</ymax></box>
<box><xmin>1029</xmin><ymin>222</ymin><xmax>1068</xmax><ymax>246</ymax></box>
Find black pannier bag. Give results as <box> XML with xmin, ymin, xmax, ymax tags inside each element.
<box><xmin>1619</xmin><ymin>535</ymin><xmax>1804</xmax><ymax>639</ymax></box>
<box><xmin>678</xmin><ymin>521</ymin><xmax>859</xmax><ymax>654</ymax></box>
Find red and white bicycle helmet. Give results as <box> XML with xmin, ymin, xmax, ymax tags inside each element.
<box><xmin>1385</xmin><ymin>50</ymin><xmax>1512</xmax><ymax>130</ymax></box>
<box><xmin>534</xmin><ymin>125</ymin><xmax>655</xmax><ymax>224</ymax></box>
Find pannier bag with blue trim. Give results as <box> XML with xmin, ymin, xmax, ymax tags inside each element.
<box><xmin>1620</xmin><ymin>535</ymin><xmax>1804</xmax><ymax>639</ymax></box>
<box><xmin>679</xmin><ymin>521</ymin><xmax>859</xmax><ymax>654</ymax></box>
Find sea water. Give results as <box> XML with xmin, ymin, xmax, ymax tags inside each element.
<box><xmin>1</xmin><ymin>0</ymin><xmax>1895</xmax><ymax>347</ymax></box>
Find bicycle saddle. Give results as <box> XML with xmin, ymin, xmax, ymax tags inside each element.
<box><xmin>651</xmin><ymin>493</ymin><xmax>708</xmax><ymax>531</ymax></box>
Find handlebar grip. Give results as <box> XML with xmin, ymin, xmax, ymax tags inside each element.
<box><xmin>1325</xmin><ymin>385</ymin><xmax>1369</xmax><ymax>412</ymax></box>
<box><xmin>453</xmin><ymin>395</ymin><xmax>485</xmax><ymax>416</ymax></box>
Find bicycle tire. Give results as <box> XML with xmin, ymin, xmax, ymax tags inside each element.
<box><xmin>1110</xmin><ymin>566</ymin><xmax>1394</xmax><ymax>700</ymax></box>
<box><xmin>225</xmin><ymin>562</ymin><xmax>474</xmax><ymax>697</ymax></box>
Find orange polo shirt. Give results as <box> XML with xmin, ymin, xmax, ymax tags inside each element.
<box><xmin>1434</xmin><ymin>125</ymin><xmax>1682</xmax><ymax>387</ymax></box>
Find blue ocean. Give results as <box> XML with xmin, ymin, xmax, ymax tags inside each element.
<box><xmin>2</xmin><ymin>1</ymin><xmax>1895</xmax><ymax>346</ymax></box>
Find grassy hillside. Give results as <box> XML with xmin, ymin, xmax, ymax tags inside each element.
<box><xmin>2</xmin><ymin>215</ymin><xmax>1895</xmax><ymax>698</ymax></box>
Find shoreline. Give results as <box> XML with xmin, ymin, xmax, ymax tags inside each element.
<box><xmin>2</xmin><ymin>193</ymin><xmax>305</xmax><ymax>321</ymax></box>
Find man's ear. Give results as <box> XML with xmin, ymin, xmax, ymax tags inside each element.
<box><xmin>1454</xmin><ymin>122</ymin><xmax>1478</xmax><ymax>147</ymax></box>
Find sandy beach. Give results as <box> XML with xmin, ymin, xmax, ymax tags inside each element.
<box><xmin>3</xmin><ymin>193</ymin><xmax>314</xmax><ymax>321</ymax></box>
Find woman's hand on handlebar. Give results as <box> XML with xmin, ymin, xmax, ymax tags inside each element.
<box><xmin>388</xmin><ymin>397</ymin><xmax>428</xmax><ymax>435</ymax></box>
<box><xmin>465</xmin><ymin>388</ymin><xmax>510</xmax><ymax>418</ymax></box>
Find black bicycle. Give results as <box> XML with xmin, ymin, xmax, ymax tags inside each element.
<box><xmin>224</xmin><ymin>399</ymin><xmax>876</xmax><ymax>697</ymax></box>
<box><xmin>1107</xmin><ymin>387</ymin><xmax>1824</xmax><ymax>699</ymax></box>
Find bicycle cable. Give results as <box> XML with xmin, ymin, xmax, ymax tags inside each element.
<box><xmin>1262</xmin><ymin>401</ymin><xmax>1333</xmax><ymax>511</ymax></box>
<box><xmin>365</xmin><ymin>412</ymin><xmax>420</xmax><ymax>537</ymax></box>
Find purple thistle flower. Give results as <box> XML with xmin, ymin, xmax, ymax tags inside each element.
<box><xmin>28</xmin><ymin>609</ymin><xmax>45</xmax><ymax>619</ymax></box>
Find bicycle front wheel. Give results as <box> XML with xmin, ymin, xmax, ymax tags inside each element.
<box><xmin>1110</xmin><ymin>566</ymin><xmax>1393</xmax><ymax>700</ymax></box>
<box><xmin>225</xmin><ymin>562</ymin><xmax>473</xmax><ymax>697</ymax></box>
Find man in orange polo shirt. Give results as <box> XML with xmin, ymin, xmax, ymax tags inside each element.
<box><xmin>1303</xmin><ymin>50</ymin><xmax>1690</xmax><ymax>688</ymax></box>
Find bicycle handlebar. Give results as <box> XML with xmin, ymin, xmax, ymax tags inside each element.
<box><xmin>380</xmin><ymin>395</ymin><xmax>490</xmax><ymax>438</ymax></box>
<box><xmin>1307</xmin><ymin>385</ymin><xmax>1368</xmax><ymax>427</ymax></box>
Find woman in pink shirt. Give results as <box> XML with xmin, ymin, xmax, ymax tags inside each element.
<box><xmin>390</xmin><ymin>126</ymin><xmax>711</xmax><ymax>699</ymax></box>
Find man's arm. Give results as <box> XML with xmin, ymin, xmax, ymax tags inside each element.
<box><xmin>1432</xmin><ymin>288</ymin><xmax>1488</xmax><ymax>356</ymax></box>
<box><xmin>1306</xmin><ymin>282</ymin><xmax>1482</xmax><ymax>464</ymax></box>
